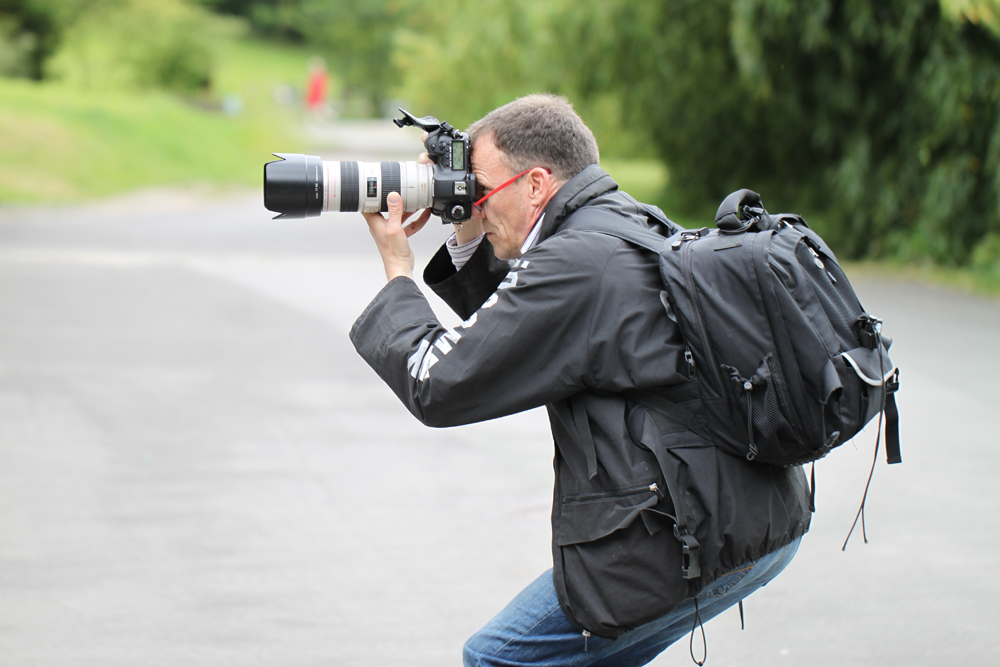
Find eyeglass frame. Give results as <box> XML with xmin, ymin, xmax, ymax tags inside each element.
<box><xmin>473</xmin><ymin>166</ymin><xmax>551</xmax><ymax>211</ymax></box>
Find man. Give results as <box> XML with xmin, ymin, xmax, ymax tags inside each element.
<box><xmin>350</xmin><ymin>94</ymin><xmax>811</xmax><ymax>666</ymax></box>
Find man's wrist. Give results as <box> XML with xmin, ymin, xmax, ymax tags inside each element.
<box><xmin>453</xmin><ymin>219</ymin><xmax>483</xmax><ymax>245</ymax></box>
<box><xmin>385</xmin><ymin>262</ymin><xmax>413</xmax><ymax>282</ymax></box>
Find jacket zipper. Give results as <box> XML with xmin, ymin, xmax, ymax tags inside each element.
<box><xmin>562</xmin><ymin>482</ymin><xmax>660</xmax><ymax>504</ymax></box>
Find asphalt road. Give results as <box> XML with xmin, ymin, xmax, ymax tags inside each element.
<box><xmin>1</xmin><ymin>126</ymin><xmax>998</xmax><ymax>666</ymax></box>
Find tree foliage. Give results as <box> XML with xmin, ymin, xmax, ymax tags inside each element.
<box><xmin>181</xmin><ymin>0</ymin><xmax>1000</xmax><ymax>265</ymax></box>
<box><xmin>2</xmin><ymin>0</ymin><xmax>231</xmax><ymax>91</ymax></box>
<box><xmin>559</xmin><ymin>0</ymin><xmax>1000</xmax><ymax>264</ymax></box>
<box><xmin>0</xmin><ymin>0</ymin><xmax>80</xmax><ymax>79</ymax></box>
<box><xmin>6</xmin><ymin>0</ymin><xmax>1000</xmax><ymax>267</ymax></box>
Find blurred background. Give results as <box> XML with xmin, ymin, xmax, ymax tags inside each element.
<box><xmin>1</xmin><ymin>2</ymin><xmax>1000</xmax><ymax>666</ymax></box>
<box><xmin>0</xmin><ymin>0</ymin><xmax>999</xmax><ymax>283</ymax></box>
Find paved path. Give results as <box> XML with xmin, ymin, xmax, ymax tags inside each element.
<box><xmin>0</xmin><ymin>127</ymin><xmax>998</xmax><ymax>665</ymax></box>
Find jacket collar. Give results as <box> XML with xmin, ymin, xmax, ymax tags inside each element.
<box><xmin>534</xmin><ymin>165</ymin><xmax>619</xmax><ymax>246</ymax></box>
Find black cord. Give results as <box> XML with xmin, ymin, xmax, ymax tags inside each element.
<box><xmin>843</xmin><ymin>326</ymin><xmax>888</xmax><ymax>551</ymax></box>
<box><xmin>689</xmin><ymin>597</ymin><xmax>707</xmax><ymax>666</ymax></box>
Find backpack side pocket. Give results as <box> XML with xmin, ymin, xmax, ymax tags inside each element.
<box><xmin>722</xmin><ymin>353</ymin><xmax>803</xmax><ymax>464</ymax></box>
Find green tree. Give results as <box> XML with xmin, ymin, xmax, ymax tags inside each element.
<box><xmin>53</xmin><ymin>0</ymin><xmax>234</xmax><ymax>93</ymax></box>
<box><xmin>0</xmin><ymin>0</ymin><xmax>83</xmax><ymax>79</ymax></box>
<box><xmin>391</xmin><ymin>0</ymin><xmax>562</xmax><ymax>127</ymax></box>
<box><xmin>558</xmin><ymin>0</ymin><xmax>1000</xmax><ymax>264</ymax></box>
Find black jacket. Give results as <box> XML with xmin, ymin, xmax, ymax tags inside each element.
<box><xmin>350</xmin><ymin>165</ymin><xmax>811</xmax><ymax>638</ymax></box>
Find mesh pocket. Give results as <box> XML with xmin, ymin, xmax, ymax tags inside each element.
<box><xmin>723</xmin><ymin>353</ymin><xmax>799</xmax><ymax>463</ymax></box>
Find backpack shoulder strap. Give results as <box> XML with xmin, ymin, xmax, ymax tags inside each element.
<box><xmin>562</xmin><ymin>207</ymin><xmax>671</xmax><ymax>254</ymax></box>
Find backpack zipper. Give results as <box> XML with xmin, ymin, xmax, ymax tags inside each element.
<box><xmin>679</xmin><ymin>236</ymin><xmax>722</xmax><ymax>388</ymax></box>
<box><xmin>562</xmin><ymin>482</ymin><xmax>660</xmax><ymax>504</ymax></box>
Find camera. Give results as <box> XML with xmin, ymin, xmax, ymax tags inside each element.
<box><xmin>263</xmin><ymin>109</ymin><xmax>476</xmax><ymax>224</ymax></box>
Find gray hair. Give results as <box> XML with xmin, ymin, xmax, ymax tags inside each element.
<box><xmin>466</xmin><ymin>94</ymin><xmax>600</xmax><ymax>183</ymax></box>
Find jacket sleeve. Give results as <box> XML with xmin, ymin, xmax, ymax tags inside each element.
<box><xmin>350</xmin><ymin>234</ymin><xmax>614</xmax><ymax>427</ymax></box>
<box><xmin>422</xmin><ymin>236</ymin><xmax>512</xmax><ymax>321</ymax></box>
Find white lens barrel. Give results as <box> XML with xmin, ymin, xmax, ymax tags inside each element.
<box><xmin>323</xmin><ymin>161</ymin><xmax>433</xmax><ymax>214</ymax></box>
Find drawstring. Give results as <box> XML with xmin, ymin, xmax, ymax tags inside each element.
<box><xmin>843</xmin><ymin>326</ymin><xmax>888</xmax><ymax>550</ymax></box>
<box><xmin>809</xmin><ymin>462</ymin><xmax>817</xmax><ymax>513</ymax></box>
<box><xmin>689</xmin><ymin>597</ymin><xmax>707</xmax><ymax>666</ymax></box>
<box><xmin>843</xmin><ymin>402</ymin><xmax>883</xmax><ymax>549</ymax></box>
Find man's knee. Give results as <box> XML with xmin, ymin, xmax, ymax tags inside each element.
<box><xmin>462</xmin><ymin>630</ymin><xmax>489</xmax><ymax>667</ymax></box>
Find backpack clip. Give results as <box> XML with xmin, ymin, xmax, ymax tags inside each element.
<box><xmin>671</xmin><ymin>228</ymin><xmax>710</xmax><ymax>250</ymax></box>
<box><xmin>673</xmin><ymin>525</ymin><xmax>702</xmax><ymax>579</ymax></box>
<box><xmin>854</xmin><ymin>315</ymin><xmax>882</xmax><ymax>349</ymax></box>
<box><xmin>886</xmin><ymin>369</ymin><xmax>900</xmax><ymax>394</ymax></box>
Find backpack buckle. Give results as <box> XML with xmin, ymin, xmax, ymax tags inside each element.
<box><xmin>673</xmin><ymin>526</ymin><xmax>702</xmax><ymax>579</ymax></box>
<box><xmin>854</xmin><ymin>315</ymin><xmax>882</xmax><ymax>349</ymax></box>
<box><xmin>670</xmin><ymin>228</ymin><xmax>709</xmax><ymax>250</ymax></box>
<box><xmin>886</xmin><ymin>369</ymin><xmax>900</xmax><ymax>393</ymax></box>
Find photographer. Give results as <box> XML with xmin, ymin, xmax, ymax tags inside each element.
<box><xmin>350</xmin><ymin>94</ymin><xmax>811</xmax><ymax>667</ymax></box>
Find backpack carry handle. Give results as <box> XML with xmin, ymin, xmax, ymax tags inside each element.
<box><xmin>715</xmin><ymin>189</ymin><xmax>779</xmax><ymax>234</ymax></box>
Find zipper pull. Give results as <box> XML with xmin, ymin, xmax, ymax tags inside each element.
<box><xmin>743</xmin><ymin>381</ymin><xmax>758</xmax><ymax>461</ymax></box>
<box><xmin>807</xmin><ymin>245</ymin><xmax>839</xmax><ymax>284</ymax></box>
<box><xmin>684</xmin><ymin>349</ymin><xmax>696</xmax><ymax>377</ymax></box>
<box><xmin>582</xmin><ymin>630</ymin><xmax>591</xmax><ymax>651</ymax></box>
<box><xmin>807</xmin><ymin>245</ymin><xmax>825</xmax><ymax>269</ymax></box>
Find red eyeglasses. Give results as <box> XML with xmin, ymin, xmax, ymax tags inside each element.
<box><xmin>473</xmin><ymin>167</ymin><xmax>551</xmax><ymax>210</ymax></box>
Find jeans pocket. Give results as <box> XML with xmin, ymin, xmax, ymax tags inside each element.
<box><xmin>694</xmin><ymin>561</ymin><xmax>757</xmax><ymax>599</ymax></box>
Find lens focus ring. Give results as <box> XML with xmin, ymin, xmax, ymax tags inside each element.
<box><xmin>340</xmin><ymin>162</ymin><xmax>360</xmax><ymax>212</ymax></box>
<box><xmin>380</xmin><ymin>161</ymin><xmax>401</xmax><ymax>211</ymax></box>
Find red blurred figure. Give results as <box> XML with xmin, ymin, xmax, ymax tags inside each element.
<box><xmin>305</xmin><ymin>57</ymin><xmax>328</xmax><ymax>115</ymax></box>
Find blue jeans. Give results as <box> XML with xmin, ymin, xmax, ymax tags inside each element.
<box><xmin>463</xmin><ymin>537</ymin><xmax>801</xmax><ymax>667</ymax></box>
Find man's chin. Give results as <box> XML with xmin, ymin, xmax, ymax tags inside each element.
<box><xmin>491</xmin><ymin>242</ymin><xmax>516</xmax><ymax>260</ymax></box>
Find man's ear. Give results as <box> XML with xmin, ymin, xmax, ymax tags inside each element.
<box><xmin>528</xmin><ymin>168</ymin><xmax>554</xmax><ymax>201</ymax></box>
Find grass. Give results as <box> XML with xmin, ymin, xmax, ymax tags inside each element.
<box><xmin>0</xmin><ymin>36</ymin><xmax>312</xmax><ymax>204</ymax></box>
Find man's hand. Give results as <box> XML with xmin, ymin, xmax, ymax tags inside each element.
<box><xmin>362</xmin><ymin>192</ymin><xmax>431</xmax><ymax>282</ymax></box>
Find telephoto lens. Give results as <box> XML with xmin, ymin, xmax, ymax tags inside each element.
<box><xmin>263</xmin><ymin>153</ymin><xmax>434</xmax><ymax>219</ymax></box>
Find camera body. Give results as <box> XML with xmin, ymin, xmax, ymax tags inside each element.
<box><xmin>263</xmin><ymin>109</ymin><xmax>476</xmax><ymax>224</ymax></box>
<box><xmin>394</xmin><ymin>109</ymin><xmax>476</xmax><ymax>224</ymax></box>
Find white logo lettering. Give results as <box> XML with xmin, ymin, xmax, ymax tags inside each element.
<box><xmin>418</xmin><ymin>350</ymin><xmax>438</xmax><ymax>381</ymax></box>
<box><xmin>499</xmin><ymin>271</ymin><xmax>519</xmax><ymax>290</ymax></box>
<box><xmin>407</xmin><ymin>339</ymin><xmax>431</xmax><ymax>379</ymax></box>
<box><xmin>410</xmin><ymin>289</ymin><xmax>506</xmax><ymax>383</ymax></box>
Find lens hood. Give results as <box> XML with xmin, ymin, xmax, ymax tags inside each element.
<box><xmin>264</xmin><ymin>153</ymin><xmax>325</xmax><ymax>218</ymax></box>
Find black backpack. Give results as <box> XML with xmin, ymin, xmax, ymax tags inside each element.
<box><xmin>571</xmin><ymin>189</ymin><xmax>901</xmax><ymax>472</ymax></box>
